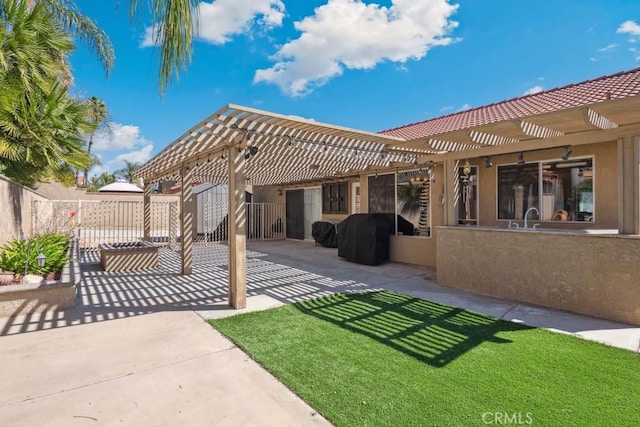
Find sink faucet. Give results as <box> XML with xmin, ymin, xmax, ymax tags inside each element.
<box><xmin>524</xmin><ymin>207</ymin><xmax>539</xmax><ymax>229</ymax></box>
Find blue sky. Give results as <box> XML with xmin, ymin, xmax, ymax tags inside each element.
<box><xmin>70</xmin><ymin>0</ymin><xmax>640</xmax><ymax>177</ymax></box>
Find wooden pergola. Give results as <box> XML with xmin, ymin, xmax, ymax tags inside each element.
<box><xmin>134</xmin><ymin>104</ymin><xmax>429</xmax><ymax>309</ymax></box>
<box><xmin>136</xmin><ymin>94</ymin><xmax>640</xmax><ymax>309</ymax></box>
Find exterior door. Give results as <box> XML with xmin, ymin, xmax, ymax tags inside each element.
<box><xmin>304</xmin><ymin>188</ymin><xmax>322</xmax><ymax>240</ymax></box>
<box><xmin>286</xmin><ymin>189</ymin><xmax>305</xmax><ymax>239</ymax></box>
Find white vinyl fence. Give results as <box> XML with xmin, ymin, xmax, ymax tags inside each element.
<box><xmin>33</xmin><ymin>199</ymin><xmax>284</xmax><ymax>250</ymax></box>
<box><xmin>32</xmin><ymin>200</ymin><xmax>179</xmax><ymax>250</ymax></box>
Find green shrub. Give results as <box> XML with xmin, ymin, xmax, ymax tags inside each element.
<box><xmin>0</xmin><ymin>233</ymin><xmax>70</xmax><ymax>276</ymax></box>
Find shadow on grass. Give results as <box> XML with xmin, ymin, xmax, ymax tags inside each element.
<box><xmin>295</xmin><ymin>291</ymin><xmax>533</xmax><ymax>367</ymax></box>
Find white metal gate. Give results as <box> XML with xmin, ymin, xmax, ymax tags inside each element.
<box><xmin>199</xmin><ymin>202</ymin><xmax>284</xmax><ymax>243</ymax></box>
<box><xmin>32</xmin><ymin>200</ymin><xmax>179</xmax><ymax>250</ymax></box>
<box><xmin>195</xmin><ymin>184</ymin><xmax>284</xmax><ymax>243</ymax></box>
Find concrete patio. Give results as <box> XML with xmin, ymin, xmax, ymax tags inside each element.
<box><xmin>1</xmin><ymin>240</ymin><xmax>639</xmax><ymax>425</ymax></box>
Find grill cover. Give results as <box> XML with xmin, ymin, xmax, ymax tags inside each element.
<box><xmin>337</xmin><ymin>214</ymin><xmax>392</xmax><ymax>265</ymax></box>
<box><xmin>311</xmin><ymin>221</ymin><xmax>338</xmax><ymax>248</ymax></box>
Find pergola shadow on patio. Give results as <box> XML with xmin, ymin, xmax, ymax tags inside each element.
<box><xmin>0</xmin><ymin>241</ymin><xmax>433</xmax><ymax>336</ymax></box>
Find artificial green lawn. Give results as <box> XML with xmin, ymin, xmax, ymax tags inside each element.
<box><xmin>209</xmin><ymin>291</ymin><xmax>640</xmax><ymax>426</ymax></box>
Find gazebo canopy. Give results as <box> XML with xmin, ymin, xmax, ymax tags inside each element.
<box><xmin>98</xmin><ymin>180</ymin><xmax>144</xmax><ymax>193</ymax></box>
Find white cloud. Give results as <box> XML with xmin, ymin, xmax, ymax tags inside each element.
<box><xmin>617</xmin><ymin>20</ymin><xmax>640</xmax><ymax>36</ymax></box>
<box><xmin>287</xmin><ymin>114</ymin><xmax>317</xmax><ymax>122</ymax></box>
<box><xmin>141</xmin><ymin>0</ymin><xmax>285</xmax><ymax>47</ymax></box>
<box><xmin>597</xmin><ymin>43</ymin><xmax>618</xmax><ymax>52</ymax></box>
<box><xmin>111</xmin><ymin>145</ymin><xmax>155</xmax><ymax>166</ymax></box>
<box><xmin>91</xmin><ymin>122</ymin><xmax>152</xmax><ymax>152</ymax></box>
<box><xmin>88</xmin><ymin>164</ymin><xmax>108</xmax><ymax>179</ymax></box>
<box><xmin>140</xmin><ymin>24</ymin><xmax>161</xmax><ymax>48</ymax></box>
<box><xmin>523</xmin><ymin>85</ymin><xmax>544</xmax><ymax>96</ymax></box>
<box><xmin>457</xmin><ymin>103</ymin><xmax>471</xmax><ymax>112</ymax></box>
<box><xmin>254</xmin><ymin>0</ymin><xmax>459</xmax><ymax>97</ymax></box>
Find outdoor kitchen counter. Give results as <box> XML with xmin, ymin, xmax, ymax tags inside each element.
<box><xmin>436</xmin><ymin>226</ymin><xmax>640</xmax><ymax>325</ymax></box>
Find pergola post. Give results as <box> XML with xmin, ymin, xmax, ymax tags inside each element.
<box><xmin>228</xmin><ymin>146</ymin><xmax>247</xmax><ymax>309</ymax></box>
<box><xmin>444</xmin><ymin>159</ymin><xmax>459</xmax><ymax>226</ymax></box>
<box><xmin>143</xmin><ymin>182</ymin><xmax>151</xmax><ymax>241</ymax></box>
<box><xmin>181</xmin><ymin>163</ymin><xmax>194</xmax><ymax>274</ymax></box>
<box><xmin>617</xmin><ymin>135</ymin><xmax>640</xmax><ymax>234</ymax></box>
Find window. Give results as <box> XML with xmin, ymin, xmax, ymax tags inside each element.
<box><xmin>497</xmin><ymin>157</ymin><xmax>594</xmax><ymax>222</ymax></box>
<box><xmin>322</xmin><ymin>182</ymin><xmax>347</xmax><ymax>213</ymax></box>
<box><xmin>497</xmin><ymin>163</ymin><xmax>539</xmax><ymax>220</ymax></box>
<box><xmin>368</xmin><ymin>171</ymin><xmax>432</xmax><ymax>238</ymax></box>
<box><xmin>541</xmin><ymin>158</ymin><xmax>593</xmax><ymax>222</ymax></box>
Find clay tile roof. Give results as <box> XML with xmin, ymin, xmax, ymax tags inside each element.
<box><xmin>380</xmin><ymin>67</ymin><xmax>640</xmax><ymax>140</ymax></box>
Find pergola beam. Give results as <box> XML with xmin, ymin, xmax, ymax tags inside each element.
<box><xmin>416</xmin><ymin>123</ymin><xmax>640</xmax><ymax>163</ymax></box>
<box><xmin>520</xmin><ymin>120</ymin><xmax>564</xmax><ymax>139</ymax></box>
<box><xmin>584</xmin><ymin>107</ymin><xmax>619</xmax><ymax>130</ymax></box>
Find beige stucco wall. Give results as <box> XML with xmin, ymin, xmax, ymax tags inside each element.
<box><xmin>252</xmin><ymin>186</ymin><xmax>282</xmax><ymax>204</ymax></box>
<box><xmin>0</xmin><ymin>175</ymin><xmax>50</xmax><ymax>244</ymax></box>
<box><xmin>436</xmin><ymin>226</ymin><xmax>640</xmax><ymax>325</ymax></box>
<box><xmin>476</xmin><ymin>141</ymin><xmax>618</xmax><ymax>229</ymax></box>
<box><xmin>389</xmin><ymin>235</ymin><xmax>437</xmax><ymax>267</ymax></box>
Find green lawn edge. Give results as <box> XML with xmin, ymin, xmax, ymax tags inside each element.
<box><xmin>209</xmin><ymin>291</ymin><xmax>640</xmax><ymax>427</ymax></box>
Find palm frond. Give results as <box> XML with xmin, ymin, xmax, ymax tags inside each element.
<box><xmin>39</xmin><ymin>0</ymin><xmax>115</xmax><ymax>75</ymax></box>
<box><xmin>131</xmin><ymin>0</ymin><xmax>200</xmax><ymax>95</ymax></box>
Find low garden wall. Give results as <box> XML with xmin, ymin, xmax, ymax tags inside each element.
<box><xmin>0</xmin><ymin>238</ymin><xmax>80</xmax><ymax>318</ymax></box>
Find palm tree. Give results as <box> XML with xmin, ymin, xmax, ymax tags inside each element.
<box><xmin>82</xmin><ymin>96</ymin><xmax>110</xmax><ymax>186</ymax></box>
<box><xmin>0</xmin><ymin>0</ymin><xmax>74</xmax><ymax>93</ymax></box>
<box><xmin>29</xmin><ymin>0</ymin><xmax>114</xmax><ymax>76</ymax></box>
<box><xmin>0</xmin><ymin>0</ymin><xmax>92</xmax><ymax>187</ymax></box>
<box><xmin>33</xmin><ymin>0</ymin><xmax>197</xmax><ymax>94</ymax></box>
<box><xmin>86</xmin><ymin>170</ymin><xmax>115</xmax><ymax>192</ymax></box>
<box><xmin>114</xmin><ymin>160</ymin><xmax>140</xmax><ymax>183</ymax></box>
